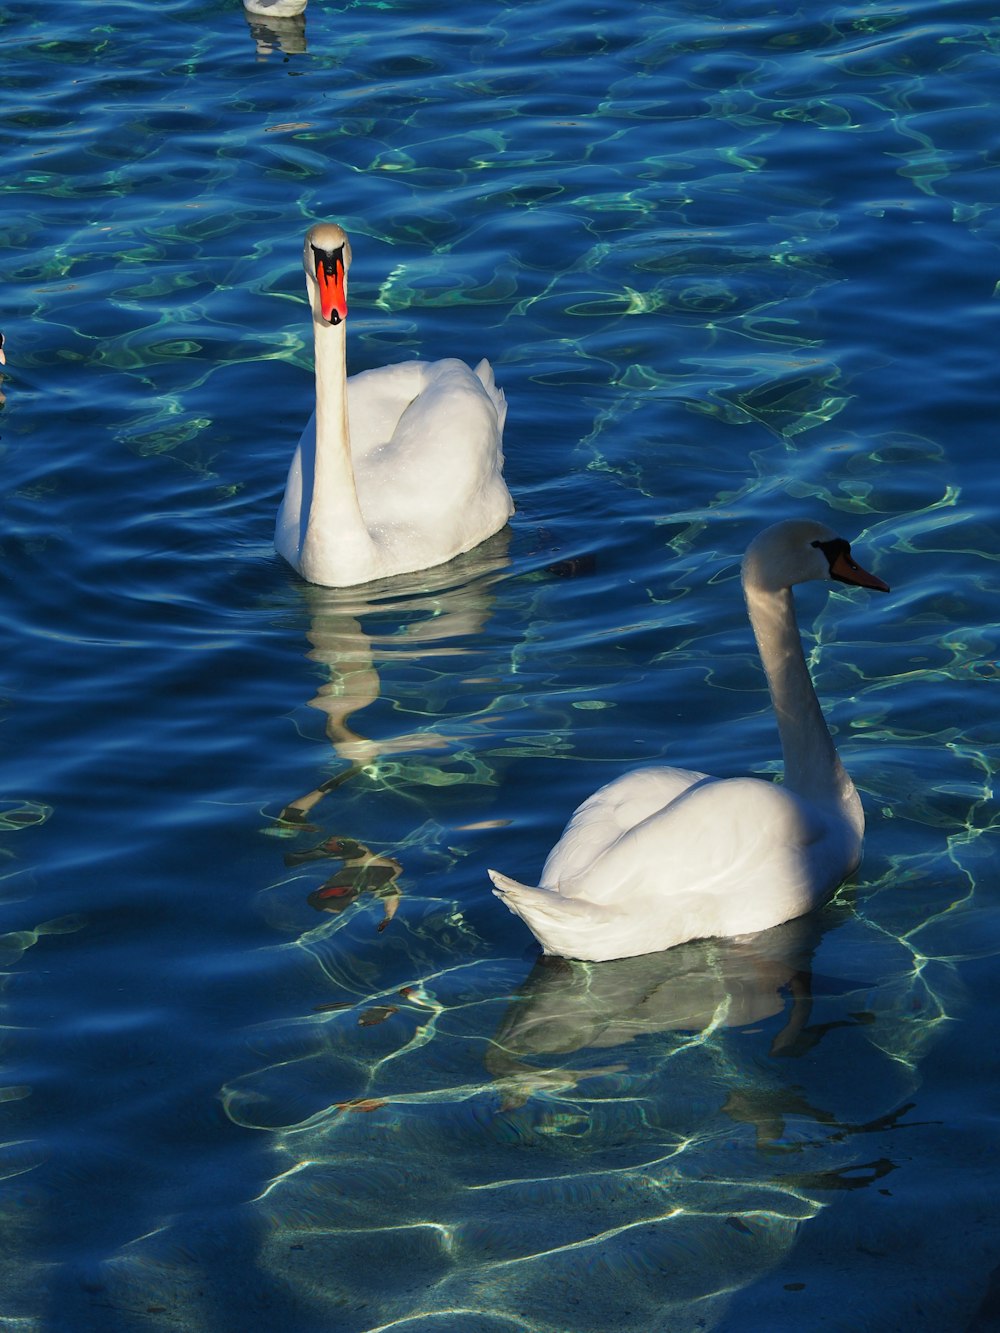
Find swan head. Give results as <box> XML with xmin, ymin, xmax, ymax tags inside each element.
<box><xmin>743</xmin><ymin>519</ymin><xmax>890</xmax><ymax>595</ymax></box>
<box><xmin>303</xmin><ymin>222</ymin><xmax>352</xmax><ymax>326</ymax></box>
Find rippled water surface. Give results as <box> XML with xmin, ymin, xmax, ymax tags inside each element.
<box><xmin>2</xmin><ymin>0</ymin><xmax>999</xmax><ymax>1328</ymax></box>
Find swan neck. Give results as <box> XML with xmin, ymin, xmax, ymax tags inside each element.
<box><xmin>312</xmin><ymin>318</ymin><xmax>358</xmax><ymax>514</ymax></box>
<box><xmin>301</xmin><ymin>314</ymin><xmax>373</xmax><ymax>579</ymax></box>
<box><xmin>744</xmin><ymin>581</ymin><xmax>853</xmax><ymax>806</ymax></box>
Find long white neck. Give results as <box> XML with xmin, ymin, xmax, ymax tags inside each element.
<box><xmin>744</xmin><ymin>580</ymin><xmax>859</xmax><ymax>816</ymax></box>
<box><xmin>299</xmin><ymin>312</ymin><xmax>375</xmax><ymax>584</ymax></box>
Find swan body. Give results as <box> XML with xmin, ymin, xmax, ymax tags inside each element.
<box><xmin>490</xmin><ymin>519</ymin><xmax>889</xmax><ymax>962</ymax></box>
<box><xmin>244</xmin><ymin>0</ymin><xmax>306</xmax><ymax>18</ymax></box>
<box><xmin>276</xmin><ymin>222</ymin><xmax>513</xmax><ymax>588</ymax></box>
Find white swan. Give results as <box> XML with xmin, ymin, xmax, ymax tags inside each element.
<box><xmin>490</xmin><ymin>519</ymin><xmax>890</xmax><ymax>962</ymax></box>
<box><xmin>275</xmin><ymin>222</ymin><xmax>513</xmax><ymax>588</ymax></box>
<box><xmin>244</xmin><ymin>0</ymin><xmax>306</xmax><ymax>15</ymax></box>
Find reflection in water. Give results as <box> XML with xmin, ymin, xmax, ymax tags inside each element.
<box><xmin>276</xmin><ymin>531</ymin><xmax>510</xmax><ymax>827</ymax></box>
<box><xmin>302</xmin><ymin>836</ymin><xmax>403</xmax><ymax>933</ymax></box>
<box><xmin>262</xmin><ymin>534</ymin><xmax>510</xmax><ymax>936</ymax></box>
<box><xmin>13</xmin><ymin>0</ymin><xmax>1000</xmax><ymax>1321</ymax></box>
<box><xmin>220</xmin><ymin>893</ymin><xmax>941</xmax><ymax>1329</ymax></box>
<box><xmin>223</xmin><ymin>483</ymin><xmax>955</xmax><ymax>1327</ymax></box>
<box><xmin>486</xmin><ymin>908</ymin><xmax>919</xmax><ymax>1164</ymax></box>
<box><xmin>486</xmin><ymin>913</ymin><xmax>832</xmax><ymax>1120</ymax></box>
<box><xmin>488</xmin><ymin>914</ymin><xmax>833</xmax><ymax>1059</ymax></box>
<box><xmin>242</xmin><ymin>0</ymin><xmax>307</xmax><ymax>58</ymax></box>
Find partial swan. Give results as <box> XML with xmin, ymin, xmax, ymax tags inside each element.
<box><xmin>275</xmin><ymin>223</ymin><xmax>513</xmax><ymax>588</ymax></box>
<box><xmin>490</xmin><ymin>519</ymin><xmax>890</xmax><ymax>962</ymax></box>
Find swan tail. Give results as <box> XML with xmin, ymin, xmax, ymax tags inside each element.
<box><xmin>488</xmin><ymin>869</ymin><xmax>612</xmax><ymax>958</ymax></box>
<box><xmin>473</xmin><ymin>358</ymin><xmax>508</xmax><ymax>435</ymax></box>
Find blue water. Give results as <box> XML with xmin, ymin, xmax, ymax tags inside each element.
<box><xmin>2</xmin><ymin>0</ymin><xmax>999</xmax><ymax>1328</ymax></box>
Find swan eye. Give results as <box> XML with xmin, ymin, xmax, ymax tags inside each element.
<box><xmin>312</xmin><ymin>243</ymin><xmax>344</xmax><ymax>280</ymax></box>
<box><xmin>813</xmin><ymin>537</ymin><xmax>854</xmax><ymax>570</ymax></box>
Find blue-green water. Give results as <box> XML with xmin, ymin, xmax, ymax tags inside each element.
<box><xmin>2</xmin><ymin>1</ymin><xmax>999</xmax><ymax>1328</ymax></box>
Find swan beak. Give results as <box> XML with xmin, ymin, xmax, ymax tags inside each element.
<box><xmin>312</xmin><ymin>245</ymin><xmax>347</xmax><ymax>325</ymax></box>
<box><xmin>829</xmin><ymin>548</ymin><xmax>889</xmax><ymax>593</ymax></box>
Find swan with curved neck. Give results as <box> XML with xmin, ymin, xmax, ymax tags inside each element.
<box><xmin>275</xmin><ymin>222</ymin><xmax>513</xmax><ymax>588</ymax></box>
<box><xmin>490</xmin><ymin>519</ymin><xmax>890</xmax><ymax>962</ymax></box>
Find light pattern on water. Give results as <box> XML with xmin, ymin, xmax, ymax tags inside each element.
<box><xmin>1</xmin><ymin>0</ymin><xmax>999</xmax><ymax>1329</ymax></box>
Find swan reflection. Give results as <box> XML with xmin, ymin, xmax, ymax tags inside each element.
<box><xmin>272</xmin><ymin>534</ymin><xmax>510</xmax><ymax>929</ymax></box>
<box><xmin>298</xmin><ymin>836</ymin><xmax>402</xmax><ymax>933</ymax></box>
<box><xmin>278</xmin><ymin>530</ymin><xmax>510</xmax><ymax>825</ymax></box>
<box><xmin>489</xmin><ymin>913</ymin><xmax>835</xmax><ymax>1061</ymax></box>
<box><xmin>243</xmin><ymin>0</ymin><xmax>308</xmax><ymax>58</ymax></box>
<box><xmin>486</xmin><ymin>907</ymin><xmax>888</xmax><ymax>1146</ymax></box>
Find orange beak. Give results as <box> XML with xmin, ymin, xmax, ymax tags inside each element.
<box><xmin>828</xmin><ymin>546</ymin><xmax>889</xmax><ymax>593</ymax></box>
<box><xmin>313</xmin><ymin>245</ymin><xmax>347</xmax><ymax>325</ymax></box>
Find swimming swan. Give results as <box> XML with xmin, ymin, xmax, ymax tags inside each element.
<box><xmin>275</xmin><ymin>222</ymin><xmax>513</xmax><ymax>588</ymax></box>
<box><xmin>490</xmin><ymin>519</ymin><xmax>890</xmax><ymax>962</ymax></box>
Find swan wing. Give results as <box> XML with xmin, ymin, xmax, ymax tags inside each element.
<box><xmin>489</xmin><ymin>870</ymin><xmax>620</xmax><ymax>960</ymax></box>
<box><xmin>472</xmin><ymin>357</ymin><xmax>508</xmax><ymax>437</ymax></box>
<box><xmin>349</xmin><ymin>359</ymin><xmax>512</xmax><ymax>551</ymax></box>
<box><xmin>347</xmin><ymin>359</ymin><xmax>501</xmax><ymax>467</ymax></box>
<box><xmin>570</xmin><ymin>775</ymin><xmax>854</xmax><ymax>933</ymax></box>
<box><xmin>345</xmin><ymin>362</ymin><xmax>430</xmax><ymax>464</ymax></box>
<box><xmin>541</xmin><ymin>765</ymin><xmax>709</xmax><ymax>891</ymax></box>
<box><xmin>492</xmin><ymin>778</ymin><xmax>854</xmax><ymax>961</ymax></box>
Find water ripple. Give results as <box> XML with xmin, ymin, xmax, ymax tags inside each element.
<box><xmin>1</xmin><ymin>0</ymin><xmax>999</xmax><ymax>1328</ymax></box>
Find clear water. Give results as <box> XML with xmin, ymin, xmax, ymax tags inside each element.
<box><xmin>2</xmin><ymin>0</ymin><xmax>999</xmax><ymax>1328</ymax></box>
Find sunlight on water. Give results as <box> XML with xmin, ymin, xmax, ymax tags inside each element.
<box><xmin>1</xmin><ymin>0</ymin><xmax>1000</xmax><ymax>1328</ymax></box>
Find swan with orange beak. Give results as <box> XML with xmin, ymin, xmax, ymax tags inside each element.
<box><xmin>490</xmin><ymin>520</ymin><xmax>891</xmax><ymax>962</ymax></box>
<box><xmin>275</xmin><ymin>223</ymin><xmax>513</xmax><ymax>588</ymax></box>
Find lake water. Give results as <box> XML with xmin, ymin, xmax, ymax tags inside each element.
<box><xmin>2</xmin><ymin>0</ymin><xmax>999</xmax><ymax>1328</ymax></box>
